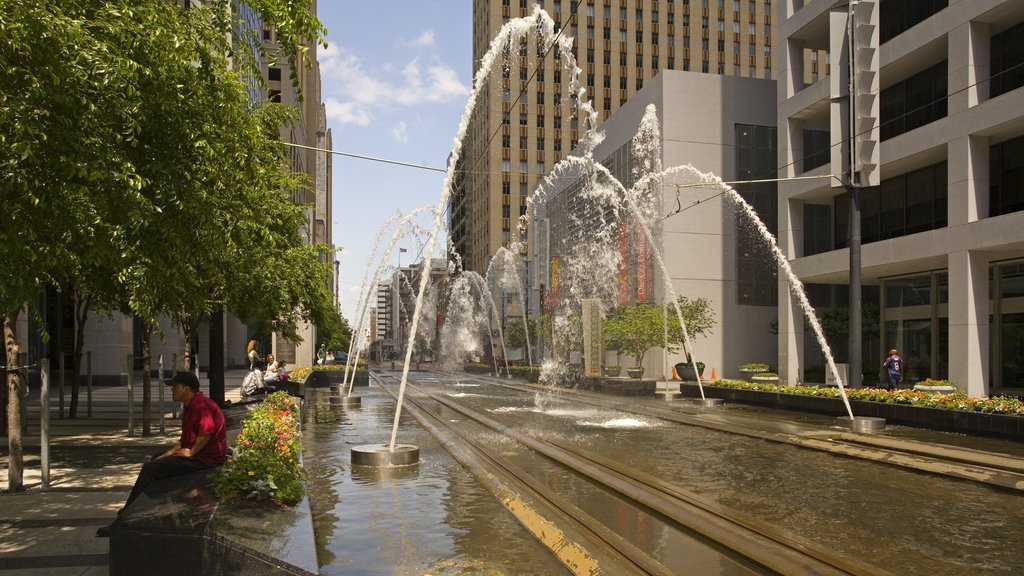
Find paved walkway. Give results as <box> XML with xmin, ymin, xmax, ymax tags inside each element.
<box><xmin>0</xmin><ymin>369</ymin><xmax>251</xmax><ymax>576</ymax></box>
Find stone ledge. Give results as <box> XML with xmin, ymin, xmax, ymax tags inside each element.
<box><xmin>680</xmin><ymin>384</ymin><xmax>1024</xmax><ymax>440</ymax></box>
<box><xmin>109</xmin><ymin>469</ymin><xmax>317</xmax><ymax>576</ymax></box>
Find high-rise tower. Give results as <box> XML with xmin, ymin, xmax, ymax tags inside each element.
<box><xmin>453</xmin><ymin>0</ymin><xmax>779</xmax><ymax>274</ymax></box>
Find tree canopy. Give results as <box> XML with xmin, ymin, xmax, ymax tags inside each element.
<box><xmin>603</xmin><ymin>297</ymin><xmax>715</xmax><ymax>367</ymax></box>
<box><xmin>1</xmin><ymin>0</ymin><xmax>331</xmax><ymax>490</ymax></box>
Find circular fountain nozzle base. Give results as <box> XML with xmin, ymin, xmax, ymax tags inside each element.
<box><xmin>330</xmin><ymin>395</ymin><xmax>362</xmax><ymax>408</ymax></box>
<box><xmin>351</xmin><ymin>443</ymin><xmax>420</xmax><ymax>467</ymax></box>
<box><xmin>836</xmin><ymin>416</ymin><xmax>886</xmax><ymax>433</ymax></box>
<box><xmin>696</xmin><ymin>398</ymin><xmax>725</xmax><ymax>408</ymax></box>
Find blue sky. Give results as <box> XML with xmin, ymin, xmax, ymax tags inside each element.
<box><xmin>317</xmin><ymin>2</ymin><xmax>472</xmax><ymax>320</ymax></box>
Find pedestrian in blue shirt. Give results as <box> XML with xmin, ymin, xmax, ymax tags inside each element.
<box><xmin>882</xmin><ymin>349</ymin><xmax>903</xmax><ymax>390</ymax></box>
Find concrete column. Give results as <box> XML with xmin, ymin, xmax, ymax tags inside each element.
<box><xmin>948</xmin><ymin>135</ymin><xmax>989</xmax><ymax>226</ymax></box>
<box><xmin>778</xmin><ymin>199</ymin><xmax>805</xmax><ymax>384</ymax></box>
<box><xmin>948</xmin><ymin>250</ymin><xmax>989</xmax><ymax>397</ymax></box>
<box><xmin>948</xmin><ymin>21</ymin><xmax>990</xmax><ymax>113</ymax></box>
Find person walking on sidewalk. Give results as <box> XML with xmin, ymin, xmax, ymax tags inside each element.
<box><xmin>882</xmin><ymin>349</ymin><xmax>903</xmax><ymax>390</ymax></box>
<box><xmin>96</xmin><ymin>371</ymin><xmax>226</xmax><ymax>537</ymax></box>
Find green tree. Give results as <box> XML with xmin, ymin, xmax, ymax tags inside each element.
<box><xmin>603</xmin><ymin>297</ymin><xmax>715</xmax><ymax>368</ymax></box>
<box><xmin>1</xmin><ymin>0</ymin><xmax>328</xmax><ymax>485</ymax></box>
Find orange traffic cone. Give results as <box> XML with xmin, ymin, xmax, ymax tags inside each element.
<box><xmin>710</xmin><ymin>368</ymin><xmax>716</xmax><ymax>380</ymax></box>
<box><xmin>672</xmin><ymin>366</ymin><xmax>678</xmax><ymax>380</ymax></box>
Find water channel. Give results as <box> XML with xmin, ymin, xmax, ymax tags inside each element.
<box><xmin>303</xmin><ymin>371</ymin><xmax>1024</xmax><ymax>575</ymax></box>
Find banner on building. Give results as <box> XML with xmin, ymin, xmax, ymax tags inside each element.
<box><xmin>618</xmin><ymin>222</ymin><xmax>628</xmax><ymax>305</ymax></box>
<box><xmin>581</xmin><ymin>298</ymin><xmax>603</xmax><ymax>378</ymax></box>
<box><xmin>550</xmin><ymin>256</ymin><xmax>559</xmax><ymax>309</ymax></box>
<box><xmin>636</xmin><ymin>227</ymin><xmax>648</xmax><ymax>302</ymax></box>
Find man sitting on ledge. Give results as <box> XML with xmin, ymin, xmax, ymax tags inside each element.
<box><xmin>97</xmin><ymin>371</ymin><xmax>227</xmax><ymax>537</ymax></box>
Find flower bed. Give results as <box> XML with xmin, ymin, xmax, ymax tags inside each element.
<box><xmin>212</xmin><ymin>392</ymin><xmax>305</xmax><ymax>504</ymax></box>
<box><xmin>708</xmin><ymin>378</ymin><xmax>1024</xmax><ymax>415</ymax></box>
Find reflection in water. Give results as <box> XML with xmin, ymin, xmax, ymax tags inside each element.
<box><xmin>303</xmin><ymin>388</ymin><xmax>569</xmax><ymax>575</ymax></box>
<box><xmin>432</xmin><ymin>381</ymin><xmax>1024</xmax><ymax>576</ymax></box>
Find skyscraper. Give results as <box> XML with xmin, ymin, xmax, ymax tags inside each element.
<box><xmin>452</xmin><ymin>0</ymin><xmax>779</xmax><ymax>275</ymax></box>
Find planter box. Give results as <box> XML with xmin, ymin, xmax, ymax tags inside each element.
<box><xmin>626</xmin><ymin>368</ymin><xmax>645</xmax><ymax>379</ymax></box>
<box><xmin>751</xmin><ymin>376</ymin><xmax>780</xmax><ymax>384</ymax></box>
<box><xmin>674</xmin><ymin>363</ymin><xmax>705</xmax><ymax>381</ymax></box>
<box><xmin>603</xmin><ymin>368</ymin><xmax>622</xmax><ymax>377</ymax></box>
<box><xmin>577</xmin><ymin>377</ymin><xmax>657</xmax><ymax>396</ymax></box>
<box><xmin>305</xmin><ymin>370</ymin><xmax>368</xmax><ymax>388</ymax></box>
<box><xmin>680</xmin><ymin>383</ymin><xmax>1024</xmax><ymax>440</ymax></box>
<box><xmin>913</xmin><ymin>384</ymin><xmax>957</xmax><ymax>394</ymax></box>
<box><xmin>738</xmin><ymin>368</ymin><xmax>765</xmax><ymax>381</ymax></box>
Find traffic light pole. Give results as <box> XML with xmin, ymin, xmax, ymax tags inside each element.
<box><xmin>847</xmin><ymin>0</ymin><xmax>862</xmax><ymax>389</ymax></box>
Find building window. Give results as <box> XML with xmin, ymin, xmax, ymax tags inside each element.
<box><xmin>537</xmin><ymin>162</ymin><xmax>545</xmax><ymax>175</ymax></box>
<box><xmin>269</xmin><ymin>90</ymin><xmax>281</xmax><ymax>102</ymax></box>
<box><xmin>991</xmin><ymin>135</ymin><xmax>1024</xmax><ymax>216</ymax></box>
<box><xmin>502</xmin><ymin>159</ymin><xmax>511</xmax><ymax>172</ymax></box>
<box><xmin>537</xmin><ymin>115</ymin><xmax>545</xmax><ymax>128</ymax></box>
<box><xmin>502</xmin><ymin>135</ymin><xmax>511</xmax><ymax>148</ymax></box>
<box><xmin>735</xmin><ymin>124</ymin><xmax>778</xmax><ymax>306</ymax></box>
<box><xmin>537</xmin><ymin>137</ymin><xmax>545</xmax><ymax>150</ymax></box>
<box><xmin>879</xmin><ymin>61</ymin><xmax>948</xmax><ymax>141</ymax></box>
<box><xmin>801</xmin><ymin>128</ymin><xmax>830</xmax><ymax>172</ymax></box>
<box><xmin>268</xmin><ymin>67</ymin><xmax>281</xmax><ymax>81</ymax></box>
<box><xmin>991</xmin><ymin>21</ymin><xmax>1024</xmax><ymax>99</ymax></box>
<box><xmin>880</xmin><ymin>0</ymin><xmax>948</xmax><ymax>44</ymax></box>
<box><xmin>834</xmin><ymin>162</ymin><xmax>947</xmax><ymax>246</ymax></box>
<box><xmin>502</xmin><ymin>181</ymin><xmax>511</xmax><ymax>195</ymax></box>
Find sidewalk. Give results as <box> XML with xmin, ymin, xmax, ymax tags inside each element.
<box><xmin>0</xmin><ymin>369</ymin><xmax>251</xmax><ymax>576</ymax></box>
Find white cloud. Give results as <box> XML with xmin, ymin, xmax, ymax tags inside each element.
<box><xmin>324</xmin><ymin>97</ymin><xmax>372</xmax><ymax>125</ymax></box>
<box><xmin>410</xmin><ymin>30</ymin><xmax>436</xmax><ymax>48</ymax></box>
<box><xmin>390</xmin><ymin>121</ymin><xmax>409</xmax><ymax>143</ymax></box>
<box><xmin>320</xmin><ymin>39</ymin><xmax>469</xmax><ymax>128</ymax></box>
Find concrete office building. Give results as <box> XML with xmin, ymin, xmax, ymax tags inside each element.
<box><xmin>7</xmin><ymin>3</ymin><xmax>333</xmax><ymax>386</ymax></box>
<box><xmin>454</xmin><ymin>0</ymin><xmax>781</xmax><ymax>277</ymax></box>
<box><xmin>533</xmin><ymin>70</ymin><xmax>778</xmax><ymax>379</ymax></box>
<box><xmin>777</xmin><ymin>0</ymin><xmax>1024</xmax><ymax>395</ymax></box>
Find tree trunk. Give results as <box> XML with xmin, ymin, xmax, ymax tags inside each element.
<box><xmin>4</xmin><ymin>311</ymin><xmax>24</xmax><ymax>492</ymax></box>
<box><xmin>142</xmin><ymin>325</ymin><xmax>152</xmax><ymax>436</ymax></box>
<box><xmin>70</xmin><ymin>293</ymin><xmax>90</xmax><ymax>419</ymax></box>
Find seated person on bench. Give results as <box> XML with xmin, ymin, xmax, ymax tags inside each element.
<box><xmin>96</xmin><ymin>371</ymin><xmax>226</xmax><ymax>537</ymax></box>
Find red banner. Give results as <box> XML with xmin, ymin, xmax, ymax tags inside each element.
<box><xmin>636</xmin><ymin>227</ymin><xmax>647</xmax><ymax>302</ymax></box>
<box><xmin>618</xmin><ymin>223</ymin><xmax>628</xmax><ymax>305</ymax></box>
<box><xmin>550</xmin><ymin>256</ymin><xmax>559</xmax><ymax>309</ymax></box>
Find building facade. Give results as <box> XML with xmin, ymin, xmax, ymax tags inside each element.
<box><xmin>533</xmin><ymin>70</ymin><xmax>778</xmax><ymax>379</ymax></box>
<box><xmin>777</xmin><ymin>0</ymin><xmax>1024</xmax><ymax>395</ymax></box>
<box><xmin>455</xmin><ymin>0</ymin><xmax>782</xmax><ymax>277</ymax></box>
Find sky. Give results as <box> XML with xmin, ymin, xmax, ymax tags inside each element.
<box><xmin>317</xmin><ymin>2</ymin><xmax>473</xmax><ymax>321</ymax></box>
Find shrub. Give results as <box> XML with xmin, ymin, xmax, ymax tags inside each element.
<box><xmin>708</xmin><ymin>378</ymin><xmax>1024</xmax><ymax>415</ymax></box>
<box><xmin>739</xmin><ymin>363</ymin><xmax>771</xmax><ymax>372</ymax></box>
<box><xmin>212</xmin><ymin>392</ymin><xmax>305</xmax><ymax>504</ymax></box>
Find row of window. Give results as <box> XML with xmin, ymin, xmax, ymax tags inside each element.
<box><xmin>832</xmin><ymin>162</ymin><xmax>948</xmax><ymax>249</ymax></box>
<box><xmin>538</xmin><ymin>0</ymin><xmax>773</xmax><ymax>16</ymax></box>
<box><xmin>815</xmin><ymin>129</ymin><xmax>1023</xmax><ymax>252</ymax></box>
<box><xmin>502</xmin><ymin>135</ymin><xmax>566</xmax><ymax>152</ymax></box>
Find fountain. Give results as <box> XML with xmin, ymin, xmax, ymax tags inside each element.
<box><xmin>529</xmin><ymin>103</ymin><xmax>863</xmax><ymax>421</ymax></box>
<box><xmin>353</xmin><ymin>6</ymin><xmax>602</xmax><ymax>467</ymax></box>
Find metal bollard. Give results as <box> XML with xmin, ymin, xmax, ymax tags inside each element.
<box><xmin>158</xmin><ymin>354</ymin><xmax>165</xmax><ymax>435</ymax></box>
<box><xmin>58</xmin><ymin>351</ymin><xmax>65</xmax><ymax>419</ymax></box>
<box><xmin>40</xmin><ymin>358</ymin><xmax>50</xmax><ymax>489</ymax></box>
<box><xmin>87</xmin><ymin>351</ymin><xmax>93</xmax><ymax>418</ymax></box>
<box><xmin>86</xmin><ymin>350</ymin><xmax>92</xmax><ymax>416</ymax></box>
<box><xmin>126</xmin><ymin>353</ymin><xmax>134</xmax><ymax>437</ymax></box>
